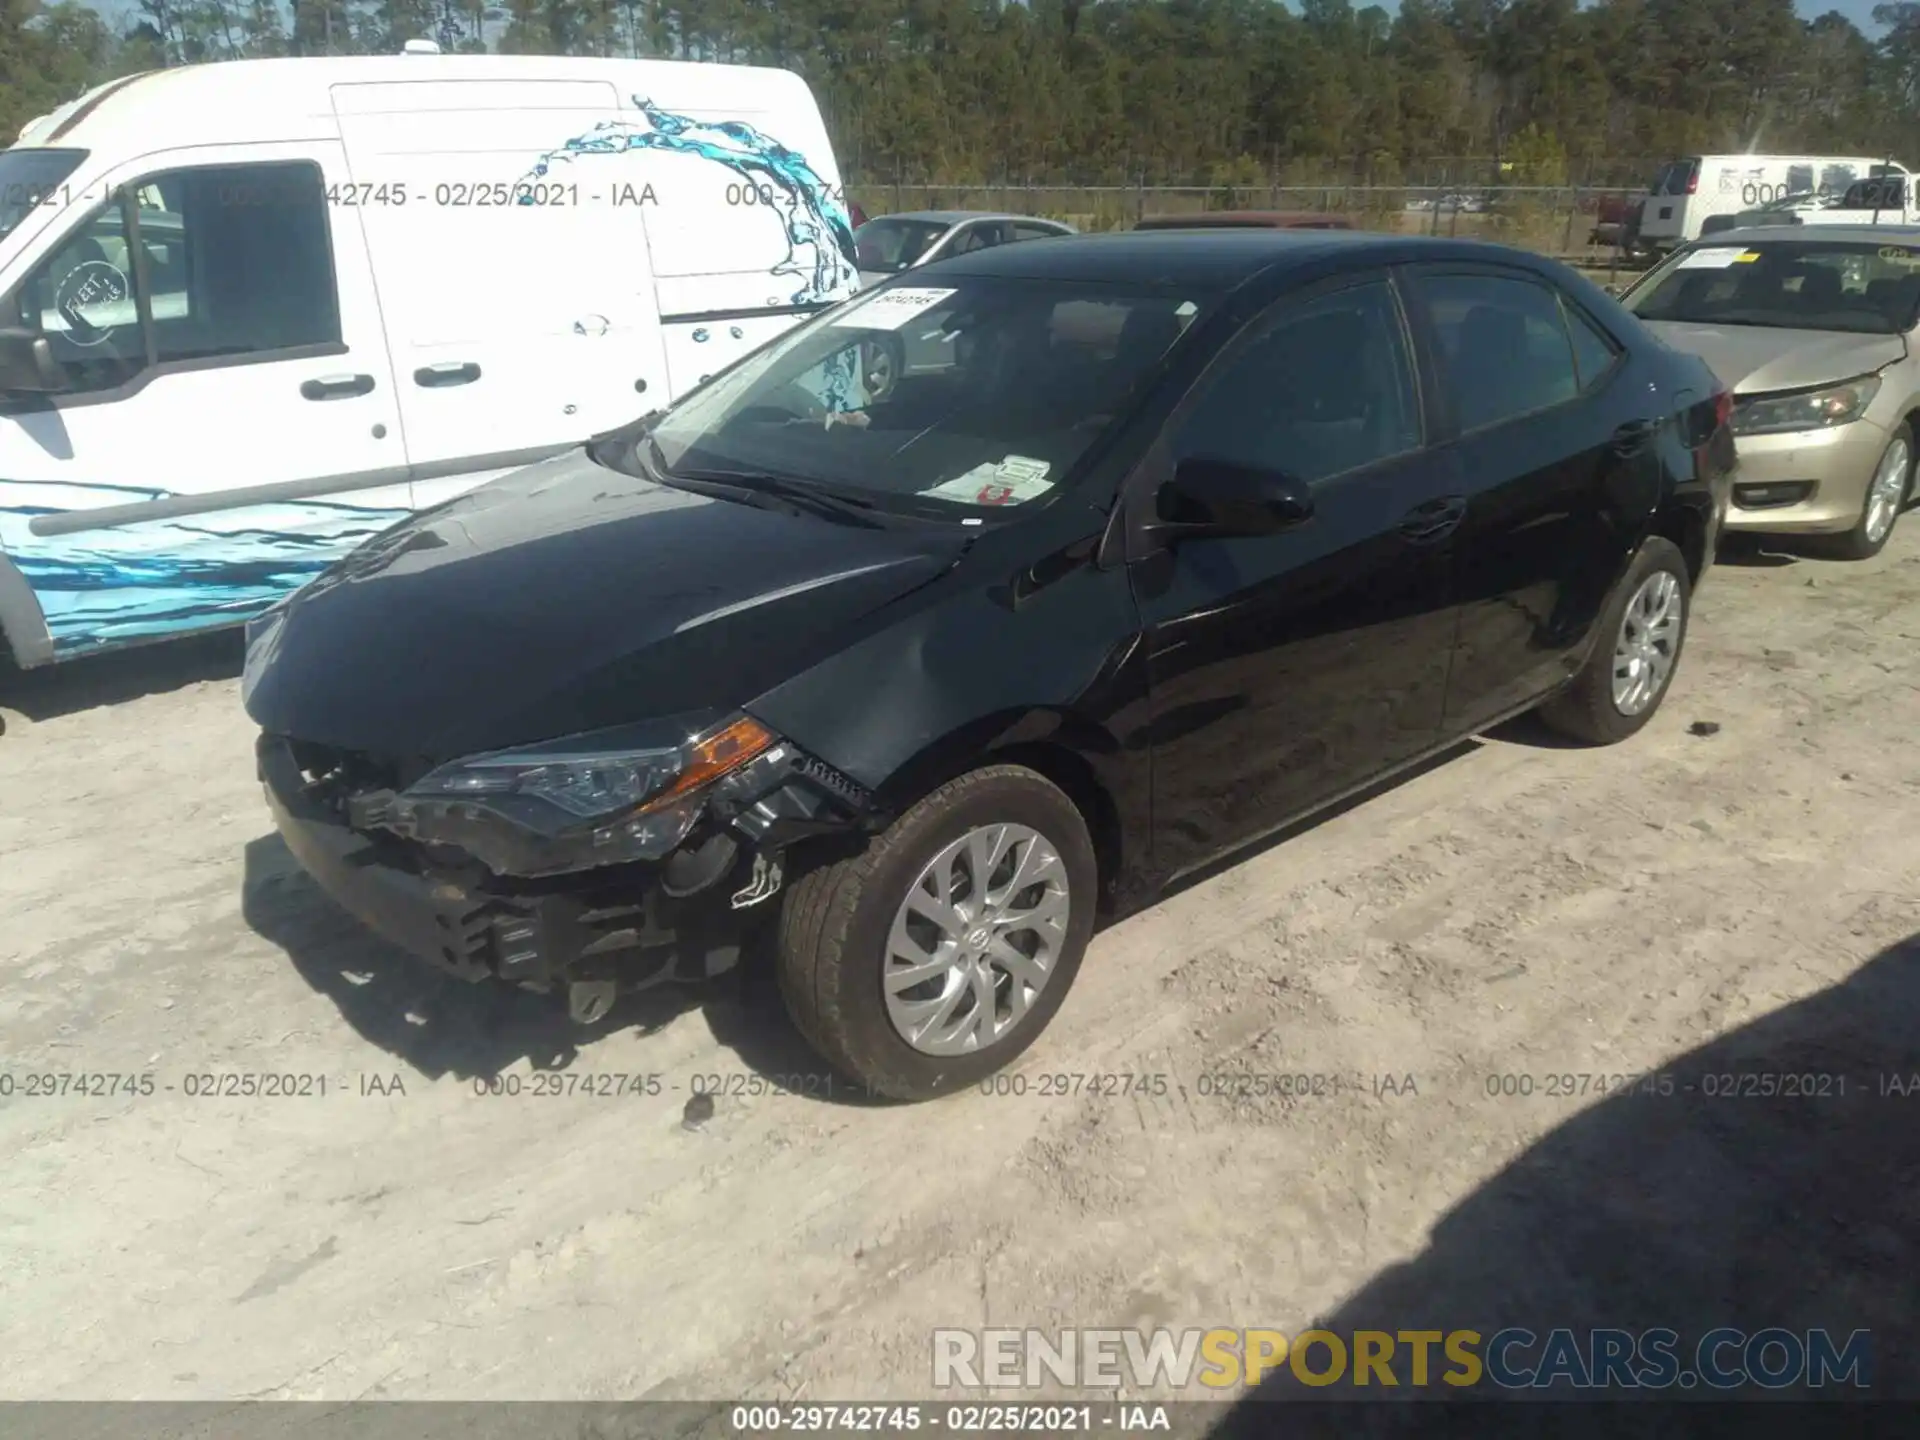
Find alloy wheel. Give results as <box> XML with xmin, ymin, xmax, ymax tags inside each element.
<box><xmin>883</xmin><ymin>823</ymin><xmax>1071</xmax><ymax>1056</ymax></box>
<box><xmin>1610</xmin><ymin>569</ymin><xmax>1683</xmax><ymax>717</ymax></box>
<box><xmin>1863</xmin><ymin>436</ymin><xmax>1910</xmax><ymax>547</ymax></box>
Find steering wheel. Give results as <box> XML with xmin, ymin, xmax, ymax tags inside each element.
<box><xmin>859</xmin><ymin>333</ymin><xmax>904</xmax><ymax>403</ymax></box>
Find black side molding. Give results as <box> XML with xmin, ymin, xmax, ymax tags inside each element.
<box><xmin>27</xmin><ymin>444</ymin><xmax>577</xmax><ymax>537</ymax></box>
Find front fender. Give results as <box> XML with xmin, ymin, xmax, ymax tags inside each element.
<box><xmin>0</xmin><ymin>549</ymin><xmax>53</xmax><ymax>669</ymax></box>
<box><xmin>745</xmin><ymin>506</ymin><xmax>1155</xmax><ymax>891</ymax></box>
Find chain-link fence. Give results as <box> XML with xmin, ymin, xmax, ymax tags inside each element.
<box><xmin>850</xmin><ymin>183</ymin><xmax>1656</xmax><ymax>274</ymax></box>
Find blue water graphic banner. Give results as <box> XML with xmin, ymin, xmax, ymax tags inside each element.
<box><xmin>520</xmin><ymin>96</ymin><xmax>860</xmax><ymax>307</ymax></box>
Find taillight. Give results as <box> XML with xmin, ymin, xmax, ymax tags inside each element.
<box><xmin>1713</xmin><ymin>388</ymin><xmax>1733</xmax><ymax>431</ymax></box>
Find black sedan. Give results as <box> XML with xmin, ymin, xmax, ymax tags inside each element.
<box><xmin>242</xmin><ymin>230</ymin><xmax>1737</xmax><ymax>1102</ymax></box>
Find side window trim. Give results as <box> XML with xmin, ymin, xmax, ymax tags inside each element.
<box><xmin>124</xmin><ymin>189</ymin><xmax>159</xmax><ymax>369</ymax></box>
<box><xmin>1560</xmin><ymin>292</ymin><xmax>1624</xmax><ymax>394</ymax></box>
<box><xmin>1404</xmin><ymin>262</ymin><xmax>1589</xmax><ymax>438</ymax></box>
<box><xmin>0</xmin><ymin>156</ymin><xmax>350</xmax><ymax>414</ymax></box>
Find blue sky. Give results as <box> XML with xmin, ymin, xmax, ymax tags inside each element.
<box><xmin>1797</xmin><ymin>0</ymin><xmax>1892</xmax><ymax>30</ymax></box>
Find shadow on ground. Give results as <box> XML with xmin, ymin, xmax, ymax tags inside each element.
<box><xmin>243</xmin><ymin>736</ymin><xmax>1502</xmax><ymax>1104</ymax></box>
<box><xmin>239</xmin><ymin>833</ymin><xmax>878</xmax><ymax>1105</ymax></box>
<box><xmin>0</xmin><ymin>629</ymin><xmax>244</xmax><ymax>725</ymax></box>
<box><xmin>1208</xmin><ymin>929</ymin><xmax>1920</xmax><ymax>1436</ymax></box>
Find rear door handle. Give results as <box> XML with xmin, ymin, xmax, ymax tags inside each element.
<box><xmin>1613</xmin><ymin>417</ymin><xmax>1660</xmax><ymax>454</ymax></box>
<box><xmin>414</xmin><ymin>362</ymin><xmax>481</xmax><ymax>388</ymax></box>
<box><xmin>300</xmin><ymin>373</ymin><xmax>375</xmax><ymax>401</ymax></box>
<box><xmin>1397</xmin><ymin>494</ymin><xmax>1467</xmax><ymax>543</ymax></box>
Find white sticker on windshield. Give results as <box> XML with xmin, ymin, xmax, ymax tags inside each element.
<box><xmin>834</xmin><ymin>286</ymin><xmax>957</xmax><ymax>330</ymax></box>
<box><xmin>920</xmin><ymin>456</ymin><xmax>1054</xmax><ymax>507</ymax></box>
<box><xmin>1676</xmin><ymin>248</ymin><xmax>1744</xmax><ymax>270</ymax></box>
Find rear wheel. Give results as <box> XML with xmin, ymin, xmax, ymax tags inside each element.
<box><xmin>776</xmin><ymin>765</ymin><xmax>1097</xmax><ymax>1102</ymax></box>
<box><xmin>1538</xmin><ymin>536</ymin><xmax>1690</xmax><ymax>746</ymax></box>
<box><xmin>1824</xmin><ymin>423</ymin><xmax>1911</xmax><ymax>561</ymax></box>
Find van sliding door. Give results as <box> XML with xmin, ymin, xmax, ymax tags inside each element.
<box><xmin>331</xmin><ymin>79</ymin><xmax>669</xmax><ymax>512</ymax></box>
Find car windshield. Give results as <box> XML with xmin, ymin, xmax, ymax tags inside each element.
<box><xmin>853</xmin><ymin>218</ymin><xmax>950</xmax><ymax>273</ymax></box>
<box><xmin>0</xmin><ymin>148</ymin><xmax>86</xmax><ymax>246</ymax></box>
<box><xmin>636</xmin><ymin>277</ymin><xmax>1210</xmax><ymax>519</ymax></box>
<box><xmin>1622</xmin><ymin>239</ymin><xmax>1920</xmax><ymax>335</ymax></box>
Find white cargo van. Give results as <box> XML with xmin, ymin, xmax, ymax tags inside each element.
<box><xmin>1637</xmin><ymin>155</ymin><xmax>1908</xmax><ymax>252</ymax></box>
<box><xmin>0</xmin><ymin>52</ymin><xmax>859</xmax><ymax>669</ymax></box>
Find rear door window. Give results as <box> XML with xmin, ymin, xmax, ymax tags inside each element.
<box><xmin>1563</xmin><ymin>300</ymin><xmax>1622</xmax><ymax>392</ymax></box>
<box><xmin>1414</xmin><ymin>271</ymin><xmax>1582</xmax><ymax>432</ymax></box>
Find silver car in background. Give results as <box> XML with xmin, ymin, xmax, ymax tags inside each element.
<box><xmin>1619</xmin><ymin>225</ymin><xmax>1920</xmax><ymax>558</ymax></box>
<box><xmin>851</xmin><ymin>210</ymin><xmax>1076</xmax><ymax>290</ymax></box>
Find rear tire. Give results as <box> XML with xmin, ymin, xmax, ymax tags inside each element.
<box><xmin>1821</xmin><ymin>423</ymin><xmax>1910</xmax><ymax>561</ymax></box>
<box><xmin>1538</xmin><ymin>536</ymin><xmax>1690</xmax><ymax>746</ymax></box>
<box><xmin>776</xmin><ymin>764</ymin><xmax>1097</xmax><ymax>1103</ymax></box>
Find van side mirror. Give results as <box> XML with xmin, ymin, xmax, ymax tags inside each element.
<box><xmin>0</xmin><ymin>328</ymin><xmax>62</xmax><ymax>393</ymax></box>
<box><xmin>1148</xmin><ymin>456</ymin><xmax>1314</xmax><ymax>541</ymax></box>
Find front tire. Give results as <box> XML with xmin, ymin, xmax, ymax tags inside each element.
<box><xmin>776</xmin><ymin>765</ymin><xmax>1098</xmax><ymax>1102</ymax></box>
<box><xmin>1538</xmin><ymin>535</ymin><xmax>1690</xmax><ymax>745</ymax></box>
<box><xmin>1823</xmin><ymin>423</ymin><xmax>1911</xmax><ymax>561</ymax></box>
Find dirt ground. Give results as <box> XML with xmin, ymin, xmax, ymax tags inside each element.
<box><xmin>2</xmin><ymin>524</ymin><xmax>1918</xmax><ymax>1412</ymax></box>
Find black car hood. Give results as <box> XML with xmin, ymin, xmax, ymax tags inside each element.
<box><xmin>242</xmin><ymin>449</ymin><xmax>967</xmax><ymax>759</ymax></box>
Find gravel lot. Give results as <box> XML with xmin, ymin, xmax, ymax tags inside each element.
<box><xmin>2</xmin><ymin>526</ymin><xmax>1918</xmax><ymax>1409</ymax></box>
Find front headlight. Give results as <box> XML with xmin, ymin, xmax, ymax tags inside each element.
<box><xmin>373</xmin><ymin>713</ymin><xmax>779</xmax><ymax>876</ymax></box>
<box><xmin>1732</xmin><ymin>374</ymin><xmax>1882</xmax><ymax>437</ymax></box>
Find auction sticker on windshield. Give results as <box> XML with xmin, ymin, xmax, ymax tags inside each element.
<box><xmin>921</xmin><ymin>456</ymin><xmax>1054</xmax><ymax>506</ymax></box>
<box><xmin>834</xmin><ymin>287</ymin><xmax>956</xmax><ymax>330</ymax></box>
<box><xmin>1676</xmin><ymin>248</ymin><xmax>1745</xmax><ymax>270</ymax></box>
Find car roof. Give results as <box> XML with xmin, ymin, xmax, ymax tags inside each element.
<box><xmin>916</xmin><ymin>228</ymin><xmax>1568</xmax><ymax>294</ymax></box>
<box><xmin>872</xmin><ymin>210</ymin><xmax>1021</xmax><ymax>226</ymax></box>
<box><xmin>1697</xmin><ymin>224</ymin><xmax>1920</xmax><ymax>246</ymax></box>
<box><xmin>1135</xmin><ymin>210</ymin><xmax>1353</xmax><ymax>228</ymax></box>
<box><xmin>12</xmin><ymin>55</ymin><xmax>821</xmax><ymax>154</ymax></box>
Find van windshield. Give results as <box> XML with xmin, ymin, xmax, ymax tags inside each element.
<box><xmin>1836</xmin><ymin>176</ymin><xmax>1906</xmax><ymax>210</ymax></box>
<box><xmin>1651</xmin><ymin>159</ymin><xmax>1699</xmax><ymax>196</ymax></box>
<box><xmin>1623</xmin><ymin>239</ymin><xmax>1920</xmax><ymax>335</ymax></box>
<box><xmin>631</xmin><ymin>277</ymin><xmax>1213</xmax><ymax>520</ymax></box>
<box><xmin>0</xmin><ymin>148</ymin><xmax>87</xmax><ymax>245</ymax></box>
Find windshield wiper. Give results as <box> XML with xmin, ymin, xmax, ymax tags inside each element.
<box><xmin>583</xmin><ymin>408</ymin><xmax>666</xmax><ymax>475</ymax></box>
<box><xmin>660</xmin><ymin>461</ymin><xmax>885</xmax><ymax>528</ymax></box>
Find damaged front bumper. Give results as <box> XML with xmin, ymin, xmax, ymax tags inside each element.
<box><xmin>256</xmin><ymin>725</ymin><xmax>884</xmax><ymax>1019</ymax></box>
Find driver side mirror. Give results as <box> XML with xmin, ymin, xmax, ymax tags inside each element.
<box><xmin>0</xmin><ymin>327</ymin><xmax>62</xmax><ymax>394</ymax></box>
<box><xmin>1146</xmin><ymin>456</ymin><xmax>1315</xmax><ymax>542</ymax></box>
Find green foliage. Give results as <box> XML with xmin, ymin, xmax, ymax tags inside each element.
<box><xmin>5</xmin><ymin>0</ymin><xmax>1920</xmax><ymax>188</ymax></box>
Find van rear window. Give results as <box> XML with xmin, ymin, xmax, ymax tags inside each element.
<box><xmin>1652</xmin><ymin>160</ymin><xmax>1699</xmax><ymax>196</ymax></box>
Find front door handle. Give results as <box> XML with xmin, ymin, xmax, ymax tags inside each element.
<box><xmin>300</xmin><ymin>373</ymin><xmax>375</xmax><ymax>401</ymax></box>
<box><xmin>1612</xmin><ymin>417</ymin><xmax>1660</xmax><ymax>455</ymax></box>
<box><xmin>414</xmin><ymin>362</ymin><xmax>481</xmax><ymax>388</ymax></box>
<box><xmin>1397</xmin><ymin>494</ymin><xmax>1467</xmax><ymax>543</ymax></box>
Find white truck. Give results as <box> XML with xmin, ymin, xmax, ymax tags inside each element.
<box><xmin>1637</xmin><ymin>155</ymin><xmax>1910</xmax><ymax>252</ymax></box>
<box><xmin>1792</xmin><ymin>172</ymin><xmax>1920</xmax><ymax>228</ymax></box>
<box><xmin>0</xmin><ymin>48</ymin><xmax>860</xmax><ymax>669</ymax></box>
